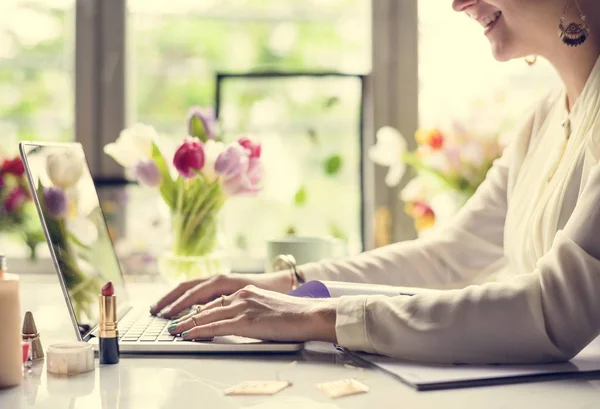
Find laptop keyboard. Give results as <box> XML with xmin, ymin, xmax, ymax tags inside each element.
<box><xmin>118</xmin><ymin>314</ymin><xmax>182</xmax><ymax>343</ymax></box>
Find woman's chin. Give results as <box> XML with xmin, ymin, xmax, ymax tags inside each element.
<box><xmin>488</xmin><ymin>43</ymin><xmax>515</xmax><ymax>62</ymax></box>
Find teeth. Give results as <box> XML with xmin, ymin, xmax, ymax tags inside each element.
<box><xmin>483</xmin><ymin>11</ymin><xmax>502</xmax><ymax>28</ymax></box>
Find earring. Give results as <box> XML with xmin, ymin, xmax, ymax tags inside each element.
<box><xmin>558</xmin><ymin>0</ymin><xmax>590</xmax><ymax>47</ymax></box>
<box><xmin>525</xmin><ymin>55</ymin><xmax>537</xmax><ymax>66</ymax></box>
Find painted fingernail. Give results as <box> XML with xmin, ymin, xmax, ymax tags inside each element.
<box><xmin>168</xmin><ymin>324</ymin><xmax>178</xmax><ymax>332</ymax></box>
<box><xmin>182</xmin><ymin>331</ymin><xmax>190</xmax><ymax>339</ymax></box>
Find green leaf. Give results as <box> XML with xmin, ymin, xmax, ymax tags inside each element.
<box><xmin>189</xmin><ymin>115</ymin><xmax>208</xmax><ymax>142</ymax></box>
<box><xmin>324</xmin><ymin>154</ymin><xmax>343</xmax><ymax>176</ymax></box>
<box><xmin>324</xmin><ymin>96</ymin><xmax>340</xmax><ymax>109</ymax></box>
<box><xmin>328</xmin><ymin>223</ymin><xmax>348</xmax><ymax>241</ymax></box>
<box><xmin>151</xmin><ymin>142</ymin><xmax>177</xmax><ymax>209</ymax></box>
<box><xmin>294</xmin><ymin>186</ymin><xmax>308</xmax><ymax>207</ymax></box>
<box><xmin>235</xmin><ymin>233</ymin><xmax>248</xmax><ymax>251</ymax></box>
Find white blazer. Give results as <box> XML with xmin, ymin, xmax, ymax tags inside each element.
<box><xmin>300</xmin><ymin>56</ymin><xmax>600</xmax><ymax>364</ymax></box>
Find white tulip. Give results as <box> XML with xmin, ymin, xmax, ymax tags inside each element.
<box><xmin>103</xmin><ymin>123</ymin><xmax>157</xmax><ymax>168</ymax></box>
<box><xmin>368</xmin><ymin>126</ymin><xmax>407</xmax><ymax>187</ymax></box>
<box><xmin>46</xmin><ymin>149</ymin><xmax>84</xmax><ymax>189</ymax></box>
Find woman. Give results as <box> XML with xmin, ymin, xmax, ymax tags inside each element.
<box><xmin>152</xmin><ymin>0</ymin><xmax>600</xmax><ymax>364</ymax></box>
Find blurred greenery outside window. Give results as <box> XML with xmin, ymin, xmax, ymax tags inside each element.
<box><xmin>0</xmin><ymin>0</ymin><xmax>73</xmax><ymax>259</ymax></box>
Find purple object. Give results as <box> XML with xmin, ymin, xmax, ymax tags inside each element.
<box><xmin>287</xmin><ymin>281</ymin><xmax>331</xmax><ymax>298</ymax></box>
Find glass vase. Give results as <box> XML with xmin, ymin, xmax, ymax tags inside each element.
<box><xmin>157</xmin><ymin>190</ymin><xmax>230</xmax><ymax>283</ymax></box>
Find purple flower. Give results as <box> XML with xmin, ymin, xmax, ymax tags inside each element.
<box><xmin>134</xmin><ymin>159</ymin><xmax>162</xmax><ymax>187</ymax></box>
<box><xmin>43</xmin><ymin>187</ymin><xmax>68</xmax><ymax>219</ymax></box>
<box><xmin>187</xmin><ymin>107</ymin><xmax>217</xmax><ymax>142</ymax></box>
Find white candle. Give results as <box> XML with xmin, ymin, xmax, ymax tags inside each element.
<box><xmin>0</xmin><ymin>266</ymin><xmax>22</xmax><ymax>389</ymax></box>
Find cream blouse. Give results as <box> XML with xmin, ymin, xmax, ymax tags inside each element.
<box><xmin>301</xmin><ymin>56</ymin><xmax>600</xmax><ymax>364</ymax></box>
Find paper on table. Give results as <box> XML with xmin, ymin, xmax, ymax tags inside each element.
<box><xmin>349</xmin><ymin>335</ymin><xmax>600</xmax><ymax>391</ymax></box>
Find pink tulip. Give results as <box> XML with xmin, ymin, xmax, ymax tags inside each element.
<box><xmin>215</xmin><ymin>145</ymin><xmax>262</xmax><ymax>196</ymax></box>
<box><xmin>238</xmin><ymin>137</ymin><xmax>261</xmax><ymax>159</ymax></box>
<box><xmin>214</xmin><ymin>144</ymin><xmax>245</xmax><ymax>177</ymax></box>
<box><xmin>134</xmin><ymin>159</ymin><xmax>162</xmax><ymax>187</ymax></box>
<box><xmin>4</xmin><ymin>186</ymin><xmax>27</xmax><ymax>213</ymax></box>
<box><xmin>173</xmin><ymin>138</ymin><xmax>205</xmax><ymax>178</ymax></box>
<box><xmin>43</xmin><ymin>187</ymin><xmax>68</xmax><ymax>219</ymax></box>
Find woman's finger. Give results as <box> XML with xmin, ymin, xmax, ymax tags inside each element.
<box><xmin>150</xmin><ymin>279</ymin><xmax>203</xmax><ymax>315</ymax></box>
<box><xmin>168</xmin><ymin>303</ymin><xmax>242</xmax><ymax>335</ymax></box>
<box><xmin>160</xmin><ymin>276</ymin><xmax>233</xmax><ymax>318</ymax></box>
<box><xmin>181</xmin><ymin>317</ymin><xmax>245</xmax><ymax>341</ymax></box>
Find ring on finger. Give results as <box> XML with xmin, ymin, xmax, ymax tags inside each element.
<box><xmin>220</xmin><ymin>295</ymin><xmax>227</xmax><ymax>307</ymax></box>
<box><xmin>191</xmin><ymin>315</ymin><xmax>198</xmax><ymax>327</ymax></box>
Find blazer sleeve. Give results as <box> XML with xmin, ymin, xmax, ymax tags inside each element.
<box><xmin>300</xmin><ymin>111</ymin><xmax>538</xmax><ymax>290</ymax></box>
<box><xmin>333</xmin><ymin>162</ymin><xmax>600</xmax><ymax>364</ymax></box>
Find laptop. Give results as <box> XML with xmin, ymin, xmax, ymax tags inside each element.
<box><xmin>19</xmin><ymin>141</ymin><xmax>304</xmax><ymax>353</ymax></box>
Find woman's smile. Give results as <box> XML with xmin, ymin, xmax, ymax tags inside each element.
<box><xmin>483</xmin><ymin>11</ymin><xmax>503</xmax><ymax>35</ymax></box>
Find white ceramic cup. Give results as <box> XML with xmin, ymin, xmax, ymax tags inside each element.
<box><xmin>265</xmin><ymin>236</ymin><xmax>347</xmax><ymax>273</ymax></box>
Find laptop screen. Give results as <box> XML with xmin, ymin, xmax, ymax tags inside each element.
<box><xmin>20</xmin><ymin>142</ymin><xmax>130</xmax><ymax>340</ymax></box>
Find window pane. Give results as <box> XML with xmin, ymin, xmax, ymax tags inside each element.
<box><xmin>123</xmin><ymin>0</ymin><xmax>371</xmax><ymax>268</ymax></box>
<box><xmin>0</xmin><ymin>0</ymin><xmax>74</xmax><ymax>260</ymax></box>
<box><xmin>218</xmin><ymin>75</ymin><xmax>364</xmax><ymax>263</ymax></box>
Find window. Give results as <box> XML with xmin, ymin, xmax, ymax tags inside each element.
<box><xmin>113</xmin><ymin>0</ymin><xmax>372</xmax><ymax>269</ymax></box>
<box><xmin>0</xmin><ymin>0</ymin><xmax>74</xmax><ymax>260</ymax></box>
<box><xmin>217</xmin><ymin>73</ymin><xmax>365</xmax><ymax>264</ymax></box>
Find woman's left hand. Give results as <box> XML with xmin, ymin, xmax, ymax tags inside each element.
<box><xmin>167</xmin><ymin>285</ymin><xmax>338</xmax><ymax>343</ymax></box>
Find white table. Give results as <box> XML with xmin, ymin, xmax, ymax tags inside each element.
<box><xmin>2</xmin><ymin>274</ymin><xmax>600</xmax><ymax>409</ymax></box>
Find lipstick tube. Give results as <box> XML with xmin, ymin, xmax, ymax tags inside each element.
<box><xmin>99</xmin><ymin>282</ymin><xmax>119</xmax><ymax>364</ymax></box>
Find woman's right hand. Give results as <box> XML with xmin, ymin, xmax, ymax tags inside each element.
<box><xmin>149</xmin><ymin>271</ymin><xmax>294</xmax><ymax>319</ymax></box>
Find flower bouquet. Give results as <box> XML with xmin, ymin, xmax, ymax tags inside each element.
<box><xmin>369</xmin><ymin>123</ymin><xmax>503</xmax><ymax>235</ymax></box>
<box><xmin>104</xmin><ymin>107</ymin><xmax>263</xmax><ymax>281</ymax></box>
<box><xmin>0</xmin><ymin>156</ymin><xmax>45</xmax><ymax>260</ymax></box>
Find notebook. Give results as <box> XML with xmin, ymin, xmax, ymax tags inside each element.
<box><xmin>290</xmin><ymin>280</ymin><xmax>600</xmax><ymax>391</ymax></box>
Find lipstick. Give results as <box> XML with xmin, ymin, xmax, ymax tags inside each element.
<box><xmin>99</xmin><ymin>282</ymin><xmax>119</xmax><ymax>364</ymax></box>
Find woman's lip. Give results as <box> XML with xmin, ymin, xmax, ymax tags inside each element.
<box><xmin>484</xmin><ymin>13</ymin><xmax>501</xmax><ymax>35</ymax></box>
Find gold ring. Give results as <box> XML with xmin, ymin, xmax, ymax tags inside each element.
<box><xmin>220</xmin><ymin>295</ymin><xmax>226</xmax><ymax>307</ymax></box>
<box><xmin>195</xmin><ymin>305</ymin><xmax>202</xmax><ymax>314</ymax></box>
<box><xmin>191</xmin><ymin>315</ymin><xmax>198</xmax><ymax>327</ymax></box>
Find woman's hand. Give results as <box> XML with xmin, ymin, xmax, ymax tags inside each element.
<box><xmin>167</xmin><ymin>285</ymin><xmax>338</xmax><ymax>343</ymax></box>
<box><xmin>150</xmin><ymin>271</ymin><xmax>294</xmax><ymax>319</ymax></box>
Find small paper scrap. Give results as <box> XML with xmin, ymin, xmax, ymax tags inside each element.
<box><xmin>224</xmin><ymin>381</ymin><xmax>292</xmax><ymax>396</ymax></box>
<box><xmin>316</xmin><ymin>379</ymin><xmax>369</xmax><ymax>399</ymax></box>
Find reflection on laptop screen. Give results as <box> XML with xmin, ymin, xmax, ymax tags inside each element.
<box><xmin>21</xmin><ymin>143</ymin><xmax>129</xmax><ymax>340</ymax></box>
